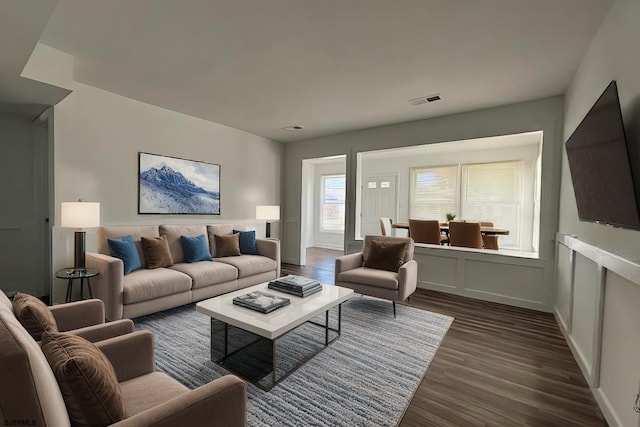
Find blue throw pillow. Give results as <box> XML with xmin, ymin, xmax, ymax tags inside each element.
<box><xmin>181</xmin><ymin>234</ymin><xmax>213</xmax><ymax>262</ymax></box>
<box><xmin>233</xmin><ymin>229</ymin><xmax>259</xmax><ymax>255</ymax></box>
<box><xmin>107</xmin><ymin>235</ymin><xmax>142</xmax><ymax>275</ymax></box>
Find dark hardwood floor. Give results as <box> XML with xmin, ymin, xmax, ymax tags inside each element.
<box><xmin>281</xmin><ymin>247</ymin><xmax>607</xmax><ymax>427</ymax></box>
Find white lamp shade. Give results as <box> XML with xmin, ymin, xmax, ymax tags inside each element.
<box><xmin>61</xmin><ymin>202</ymin><xmax>101</xmax><ymax>228</ymax></box>
<box><xmin>256</xmin><ymin>205</ymin><xmax>280</xmax><ymax>221</ymax></box>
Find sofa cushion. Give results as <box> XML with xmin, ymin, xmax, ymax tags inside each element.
<box><xmin>363</xmin><ymin>239</ymin><xmax>407</xmax><ymax>272</ymax></box>
<box><xmin>98</xmin><ymin>226</ymin><xmax>160</xmax><ymax>267</ymax></box>
<box><xmin>215</xmin><ymin>255</ymin><xmax>277</xmax><ymax>278</ymax></box>
<box><xmin>108</xmin><ymin>235</ymin><xmax>142</xmax><ymax>274</ymax></box>
<box><xmin>141</xmin><ymin>235</ymin><xmax>174</xmax><ymax>269</ymax></box>
<box><xmin>122</xmin><ymin>269</ymin><xmax>192</xmax><ymax>305</ymax></box>
<box><xmin>41</xmin><ymin>332</ymin><xmax>125</xmax><ymax>426</ymax></box>
<box><xmin>160</xmin><ymin>225</ymin><xmax>209</xmax><ymax>264</ymax></box>
<box><xmin>171</xmin><ymin>262</ymin><xmax>238</xmax><ymax>289</ymax></box>
<box><xmin>215</xmin><ymin>233</ymin><xmax>241</xmax><ymax>257</ymax></box>
<box><xmin>233</xmin><ymin>229</ymin><xmax>259</xmax><ymax>255</ymax></box>
<box><xmin>337</xmin><ymin>267</ymin><xmax>399</xmax><ymax>290</ymax></box>
<box><xmin>181</xmin><ymin>234</ymin><xmax>213</xmax><ymax>262</ymax></box>
<box><xmin>207</xmin><ymin>224</ymin><xmax>245</xmax><ymax>257</ymax></box>
<box><xmin>12</xmin><ymin>292</ymin><xmax>58</xmax><ymax>341</ymax></box>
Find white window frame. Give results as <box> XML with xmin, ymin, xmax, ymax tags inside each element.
<box><xmin>320</xmin><ymin>174</ymin><xmax>346</xmax><ymax>233</ymax></box>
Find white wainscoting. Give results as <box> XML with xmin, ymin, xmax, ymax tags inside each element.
<box><xmin>346</xmin><ymin>240</ymin><xmax>554</xmax><ymax>311</ymax></box>
<box><xmin>555</xmin><ymin>234</ymin><xmax>640</xmax><ymax>427</ymax></box>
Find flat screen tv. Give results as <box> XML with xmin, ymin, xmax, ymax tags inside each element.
<box><xmin>565</xmin><ymin>80</ymin><xmax>640</xmax><ymax>229</ymax></box>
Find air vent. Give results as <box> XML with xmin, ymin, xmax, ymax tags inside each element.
<box><xmin>409</xmin><ymin>93</ymin><xmax>441</xmax><ymax>106</ymax></box>
<box><xmin>282</xmin><ymin>125</ymin><xmax>304</xmax><ymax>131</ymax></box>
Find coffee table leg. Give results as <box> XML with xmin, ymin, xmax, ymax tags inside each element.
<box><xmin>224</xmin><ymin>322</ymin><xmax>229</xmax><ymax>357</ymax></box>
<box><xmin>325</xmin><ymin>310</ymin><xmax>329</xmax><ymax>345</ymax></box>
<box><xmin>272</xmin><ymin>338</ymin><xmax>277</xmax><ymax>386</ymax></box>
<box><xmin>338</xmin><ymin>303</ymin><xmax>342</xmax><ymax>335</ymax></box>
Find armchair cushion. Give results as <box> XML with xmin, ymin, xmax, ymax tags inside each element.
<box><xmin>141</xmin><ymin>235</ymin><xmax>174</xmax><ymax>269</ymax></box>
<box><xmin>363</xmin><ymin>240</ymin><xmax>407</xmax><ymax>272</ymax></box>
<box><xmin>41</xmin><ymin>331</ymin><xmax>125</xmax><ymax>426</ymax></box>
<box><xmin>12</xmin><ymin>292</ymin><xmax>57</xmax><ymax>340</ymax></box>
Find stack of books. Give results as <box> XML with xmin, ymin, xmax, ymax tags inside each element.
<box><xmin>268</xmin><ymin>275</ymin><xmax>322</xmax><ymax>297</ymax></box>
<box><xmin>232</xmin><ymin>291</ymin><xmax>290</xmax><ymax>314</ymax></box>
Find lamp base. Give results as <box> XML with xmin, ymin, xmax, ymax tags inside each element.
<box><xmin>265</xmin><ymin>222</ymin><xmax>272</xmax><ymax>238</ymax></box>
<box><xmin>73</xmin><ymin>231</ymin><xmax>86</xmax><ymax>272</ymax></box>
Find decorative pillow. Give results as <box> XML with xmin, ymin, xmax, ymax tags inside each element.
<box><xmin>363</xmin><ymin>240</ymin><xmax>407</xmax><ymax>272</ymax></box>
<box><xmin>141</xmin><ymin>235</ymin><xmax>174</xmax><ymax>268</ymax></box>
<box><xmin>233</xmin><ymin>229</ymin><xmax>259</xmax><ymax>255</ymax></box>
<box><xmin>180</xmin><ymin>234</ymin><xmax>213</xmax><ymax>262</ymax></box>
<box><xmin>107</xmin><ymin>235</ymin><xmax>142</xmax><ymax>275</ymax></box>
<box><xmin>214</xmin><ymin>233</ymin><xmax>241</xmax><ymax>257</ymax></box>
<box><xmin>41</xmin><ymin>332</ymin><xmax>125</xmax><ymax>426</ymax></box>
<box><xmin>12</xmin><ymin>292</ymin><xmax>58</xmax><ymax>340</ymax></box>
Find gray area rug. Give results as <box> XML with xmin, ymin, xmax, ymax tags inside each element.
<box><xmin>134</xmin><ymin>296</ymin><xmax>453</xmax><ymax>426</ymax></box>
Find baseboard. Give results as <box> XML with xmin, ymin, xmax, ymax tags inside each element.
<box><xmin>594</xmin><ymin>388</ymin><xmax>623</xmax><ymax>427</ymax></box>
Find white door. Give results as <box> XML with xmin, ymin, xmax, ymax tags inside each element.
<box><xmin>360</xmin><ymin>175</ymin><xmax>397</xmax><ymax>237</ymax></box>
<box><xmin>0</xmin><ymin>113</ymin><xmax>51</xmax><ymax>298</ymax></box>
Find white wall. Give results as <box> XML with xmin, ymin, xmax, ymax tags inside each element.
<box><xmin>24</xmin><ymin>45</ymin><xmax>283</xmax><ymax>302</ymax></box>
<box><xmin>557</xmin><ymin>0</ymin><xmax>640</xmax><ymax>425</ymax></box>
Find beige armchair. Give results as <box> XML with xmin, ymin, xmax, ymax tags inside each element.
<box><xmin>335</xmin><ymin>236</ymin><xmax>417</xmax><ymax>317</ymax></box>
<box><xmin>0</xmin><ymin>291</ymin><xmax>246</xmax><ymax>426</ymax></box>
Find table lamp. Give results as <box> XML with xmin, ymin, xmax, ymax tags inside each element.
<box><xmin>61</xmin><ymin>201</ymin><xmax>100</xmax><ymax>271</ymax></box>
<box><xmin>256</xmin><ymin>205</ymin><xmax>280</xmax><ymax>238</ymax></box>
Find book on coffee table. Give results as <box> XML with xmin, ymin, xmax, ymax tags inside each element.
<box><xmin>232</xmin><ymin>291</ymin><xmax>290</xmax><ymax>314</ymax></box>
<box><xmin>270</xmin><ymin>275</ymin><xmax>320</xmax><ymax>291</ymax></box>
<box><xmin>268</xmin><ymin>281</ymin><xmax>322</xmax><ymax>297</ymax></box>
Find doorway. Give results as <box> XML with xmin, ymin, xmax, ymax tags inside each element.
<box><xmin>300</xmin><ymin>155</ymin><xmax>346</xmax><ymax>266</ymax></box>
<box><xmin>359</xmin><ymin>174</ymin><xmax>398</xmax><ymax>238</ymax></box>
<box><xmin>0</xmin><ymin>108</ymin><xmax>52</xmax><ymax>298</ymax></box>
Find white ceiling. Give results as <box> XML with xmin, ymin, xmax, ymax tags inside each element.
<box><xmin>17</xmin><ymin>0</ymin><xmax>616</xmax><ymax>141</ymax></box>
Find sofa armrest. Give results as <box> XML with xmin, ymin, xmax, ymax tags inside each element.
<box><xmin>111</xmin><ymin>375</ymin><xmax>246</xmax><ymax>427</ymax></box>
<box><xmin>334</xmin><ymin>252</ymin><xmax>363</xmax><ymax>284</ymax></box>
<box><xmin>86</xmin><ymin>252</ymin><xmax>125</xmax><ymax>321</ymax></box>
<box><xmin>95</xmin><ymin>331</ymin><xmax>155</xmax><ymax>382</ymax></box>
<box><xmin>398</xmin><ymin>259</ymin><xmax>418</xmax><ymax>301</ymax></box>
<box><xmin>67</xmin><ymin>319</ymin><xmax>135</xmax><ymax>343</ymax></box>
<box><xmin>50</xmin><ymin>299</ymin><xmax>105</xmax><ymax>330</ymax></box>
<box><xmin>256</xmin><ymin>238</ymin><xmax>280</xmax><ymax>277</ymax></box>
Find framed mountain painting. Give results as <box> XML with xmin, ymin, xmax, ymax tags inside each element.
<box><xmin>138</xmin><ymin>152</ymin><xmax>220</xmax><ymax>215</ymax></box>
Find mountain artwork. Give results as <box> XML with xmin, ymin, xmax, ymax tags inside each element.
<box><xmin>139</xmin><ymin>152</ymin><xmax>220</xmax><ymax>214</ymax></box>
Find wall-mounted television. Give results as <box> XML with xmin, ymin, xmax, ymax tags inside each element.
<box><xmin>565</xmin><ymin>80</ymin><xmax>640</xmax><ymax>230</ymax></box>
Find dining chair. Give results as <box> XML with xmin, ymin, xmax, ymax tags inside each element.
<box><xmin>480</xmin><ymin>221</ymin><xmax>500</xmax><ymax>250</ymax></box>
<box><xmin>408</xmin><ymin>219</ymin><xmax>447</xmax><ymax>245</ymax></box>
<box><xmin>380</xmin><ymin>217</ymin><xmax>393</xmax><ymax>236</ymax></box>
<box><xmin>448</xmin><ymin>221</ymin><xmax>483</xmax><ymax>249</ymax></box>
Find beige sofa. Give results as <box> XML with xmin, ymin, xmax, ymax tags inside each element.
<box><xmin>86</xmin><ymin>224</ymin><xmax>280</xmax><ymax>320</ymax></box>
<box><xmin>0</xmin><ymin>291</ymin><xmax>246</xmax><ymax>426</ymax></box>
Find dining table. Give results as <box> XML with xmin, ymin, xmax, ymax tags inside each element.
<box><xmin>391</xmin><ymin>222</ymin><xmax>510</xmax><ymax>236</ymax></box>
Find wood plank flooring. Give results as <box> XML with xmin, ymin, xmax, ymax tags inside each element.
<box><xmin>282</xmin><ymin>247</ymin><xmax>607</xmax><ymax>427</ymax></box>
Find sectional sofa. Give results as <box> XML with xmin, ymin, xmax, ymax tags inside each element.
<box><xmin>86</xmin><ymin>224</ymin><xmax>280</xmax><ymax>320</ymax></box>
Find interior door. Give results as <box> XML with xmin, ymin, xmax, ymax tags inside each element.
<box><xmin>360</xmin><ymin>175</ymin><xmax>397</xmax><ymax>237</ymax></box>
<box><xmin>0</xmin><ymin>113</ymin><xmax>50</xmax><ymax>298</ymax></box>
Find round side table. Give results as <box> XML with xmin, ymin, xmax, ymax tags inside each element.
<box><xmin>55</xmin><ymin>268</ymin><xmax>99</xmax><ymax>303</ymax></box>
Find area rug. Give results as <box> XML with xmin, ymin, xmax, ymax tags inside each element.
<box><xmin>134</xmin><ymin>296</ymin><xmax>453</xmax><ymax>427</ymax></box>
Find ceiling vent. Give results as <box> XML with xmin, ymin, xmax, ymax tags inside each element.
<box><xmin>409</xmin><ymin>94</ymin><xmax>441</xmax><ymax>106</ymax></box>
<box><xmin>282</xmin><ymin>125</ymin><xmax>304</xmax><ymax>131</ymax></box>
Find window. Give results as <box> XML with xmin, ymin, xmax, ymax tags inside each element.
<box><xmin>410</xmin><ymin>161</ymin><xmax>524</xmax><ymax>249</ymax></box>
<box><xmin>410</xmin><ymin>165</ymin><xmax>458</xmax><ymax>221</ymax></box>
<box><xmin>321</xmin><ymin>174</ymin><xmax>345</xmax><ymax>232</ymax></box>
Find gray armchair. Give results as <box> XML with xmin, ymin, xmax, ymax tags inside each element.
<box><xmin>335</xmin><ymin>236</ymin><xmax>417</xmax><ymax>317</ymax></box>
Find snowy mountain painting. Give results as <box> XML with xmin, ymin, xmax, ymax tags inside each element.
<box><xmin>139</xmin><ymin>152</ymin><xmax>220</xmax><ymax>214</ymax></box>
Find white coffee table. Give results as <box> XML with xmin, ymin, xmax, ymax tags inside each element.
<box><xmin>196</xmin><ymin>282</ymin><xmax>353</xmax><ymax>390</ymax></box>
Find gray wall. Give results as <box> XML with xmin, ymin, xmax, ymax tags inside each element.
<box><xmin>283</xmin><ymin>96</ymin><xmax>565</xmax><ymax>265</ymax></box>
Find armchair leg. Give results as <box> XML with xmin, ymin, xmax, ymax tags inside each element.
<box><xmin>392</xmin><ymin>301</ymin><xmax>396</xmax><ymax>318</ymax></box>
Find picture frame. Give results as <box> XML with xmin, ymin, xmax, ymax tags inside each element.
<box><xmin>138</xmin><ymin>152</ymin><xmax>220</xmax><ymax>215</ymax></box>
